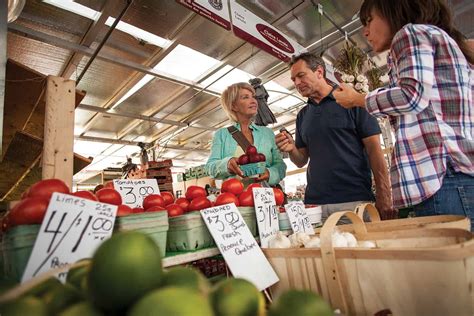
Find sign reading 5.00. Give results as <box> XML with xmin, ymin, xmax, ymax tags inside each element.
<box><xmin>22</xmin><ymin>193</ymin><xmax>117</xmax><ymax>283</ymax></box>
<box><xmin>113</xmin><ymin>179</ymin><xmax>160</xmax><ymax>208</ymax></box>
<box><xmin>252</xmin><ymin>188</ymin><xmax>279</xmax><ymax>248</ymax></box>
<box><xmin>285</xmin><ymin>201</ymin><xmax>314</xmax><ymax>235</ymax></box>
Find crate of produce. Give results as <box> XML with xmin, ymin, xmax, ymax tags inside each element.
<box><xmin>239</xmin><ymin>162</ymin><xmax>265</xmax><ymax>177</ymax></box>
<box><xmin>237</xmin><ymin>207</ymin><xmax>258</xmax><ymax>237</ymax></box>
<box><xmin>314</xmin><ymin>203</ymin><xmax>470</xmax><ymax>234</ymax></box>
<box><xmin>148</xmin><ymin>159</ymin><xmax>173</xmax><ymax>169</ymax></box>
<box><xmin>264</xmin><ymin>211</ymin><xmax>473</xmax><ymax>315</ymax></box>
<box><xmin>2</xmin><ymin>224</ymin><xmax>40</xmax><ymax>281</ymax></box>
<box><xmin>114</xmin><ymin>212</ymin><xmax>168</xmax><ymax>257</ymax></box>
<box><xmin>167</xmin><ymin>212</ymin><xmax>215</xmax><ymax>251</ymax></box>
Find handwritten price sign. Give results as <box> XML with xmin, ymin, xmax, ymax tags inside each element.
<box><xmin>252</xmin><ymin>188</ymin><xmax>279</xmax><ymax>248</ymax></box>
<box><xmin>113</xmin><ymin>179</ymin><xmax>160</xmax><ymax>208</ymax></box>
<box><xmin>22</xmin><ymin>193</ymin><xmax>117</xmax><ymax>282</ymax></box>
<box><xmin>201</xmin><ymin>203</ymin><xmax>278</xmax><ymax>291</ymax></box>
<box><xmin>285</xmin><ymin>201</ymin><xmax>314</xmax><ymax>235</ymax></box>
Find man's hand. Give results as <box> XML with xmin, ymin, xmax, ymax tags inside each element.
<box><xmin>255</xmin><ymin>169</ymin><xmax>270</xmax><ymax>182</ymax></box>
<box><xmin>376</xmin><ymin>197</ymin><xmax>398</xmax><ymax>220</ymax></box>
<box><xmin>275</xmin><ymin>131</ymin><xmax>295</xmax><ymax>153</ymax></box>
<box><xmin>333</xmin><ymin>83</ymin><xmax>366</xmax><ymax>109</ymax></box>
<box><xmin>227</xmin><ymin>158</ymin><xmax>244</xmax><ymax>177</ymax></box>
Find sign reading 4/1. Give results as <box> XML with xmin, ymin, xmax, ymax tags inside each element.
<box><xmin>114</xmin><ymin>179</ymin><xmax>160</xmax><ymax>208</ymax></box>
<box><xmin>22</xmin><ymin>193</ymin><xmax>117</xmax><ymax>283</ymax></box>
<box><xmin>201</xmin><ymin>203</ymin><xmax>279</xmax><ymax>291</ymax></box>
<box><xmin>252</xmin><ymin>188</ymin><xmax>279</xmax><ymax>248</ymax></box>
<box><xmin>285</xmin><ymin>201</ymin><xmax>314</xmax><ymax>235</ymax></box>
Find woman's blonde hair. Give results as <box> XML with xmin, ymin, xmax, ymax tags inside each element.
<box><xmin>221</xmin><ymin>82</ymin><xmax>256</xmax><ymax>123</ymax></box>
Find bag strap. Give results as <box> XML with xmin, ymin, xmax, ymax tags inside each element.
<box><xmin>227</xmin><ymin>126</ymin><xmax>252</xmax><ymax>152</ymax></box>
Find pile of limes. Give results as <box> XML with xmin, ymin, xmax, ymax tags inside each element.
<box><xmin>0</xmin><ymin>231</ymin><xmax>333</xmax><ymax>315</ymax></box>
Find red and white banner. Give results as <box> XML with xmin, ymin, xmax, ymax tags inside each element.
<box><xmin>176</xmin><ymin>0</ymin><xmax>231</xmax><ymax>30</ymax></box>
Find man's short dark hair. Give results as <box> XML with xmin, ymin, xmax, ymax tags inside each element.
<box><xmin>289</xmin><ymin>52</ymin><xmax>326</xmax><ymax>76</ymax></box>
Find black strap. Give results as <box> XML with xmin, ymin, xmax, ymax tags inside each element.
<box><xmin>227</xmin><ymin>126</ymin><xmax>252</xmax><ymax>152</ymax></box>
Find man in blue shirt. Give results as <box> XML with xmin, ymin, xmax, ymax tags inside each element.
<box><xmin>275</xmin><ymin>53</ymin><xmax>394</xmax><ymax>222</ymax></box>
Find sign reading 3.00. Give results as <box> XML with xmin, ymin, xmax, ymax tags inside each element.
<box><xmin>113</xmin><ymin>179</ymin><xmax>160</xmax><ymax>208</ymax></box>
<box><xmin>252</xmin><ymin>188</ymin><xmax>279</xmax><ymax>248</ymax></box>
<box><xmin>22</xmin><ymin>193</ymin><xmax>117</xmax><ymax>283</ymax></box>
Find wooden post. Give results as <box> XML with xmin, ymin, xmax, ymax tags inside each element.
<box><xmin>42</xmin><ymin>76</ymin><xmax>75</xmax><ymax>188</ymax></box>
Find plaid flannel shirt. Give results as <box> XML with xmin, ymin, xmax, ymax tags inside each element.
<box><xmin>365</xmin><ymin>24</ymin><xmax>473</xmax><ymax>208</ymax></box>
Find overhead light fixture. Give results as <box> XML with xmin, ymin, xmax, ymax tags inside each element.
<box><xmin>43</xmin><ymin>0</ymin><xmax>169</xmax><ymax>48</ymax></box>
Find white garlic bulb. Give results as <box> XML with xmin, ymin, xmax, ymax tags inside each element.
<box><xmin>268</xmin><ymin>231</ymin><xmax>291</xmax><ymax>248</ymax></box>
<box><xmin>288</xmin><ymin>232</ymin><xmax>311</xmax><ymax>248</ymax></box>
<box><xmin>303</xmin><ymin>236</ymin><xmax>321</xmax><ymax>248</ymax></box>
<box><xmin>342</xmin><ymin>232</ymin><xmax>358</xmax><ymax>247</ymax></box>
<box><xmin>358</xmin><ymin>240</ymin><xmax>377</xmax><ymax>248</ymax></box>
<box><xmin>332</xmin><ymin>231</ymin><xmax>348</xmax><ymax>247</ymax></box>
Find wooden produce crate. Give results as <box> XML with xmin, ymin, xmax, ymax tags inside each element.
<box><xmin>263</xmin><ymin>211</ymin><xmax>474</xmax><ymax>316</ymax></box>
<box><xmin>148</xmin><ymin>160</ymin><xmax>173</xmax><ymax>169</ymax></box>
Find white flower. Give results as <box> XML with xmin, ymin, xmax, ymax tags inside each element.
<box><xmin>346</xmin><ymin>83</ymin><xmax>354</xmax><ymax>87</ymax></box>
<box><xmin>356</xmin><ymin>74</ymin><xmax>367</xmax><ymax>83</ymax></box>
<box><xmin>341</xmin><ymin>73</ymin><xmax>348</xmax><ymax>81</ymax></box>
<box><xmin>346</xmin><ymin>75</ymin><xmax>355</xmax><ymax>83</ymax></box>
<box><xmin>363</xmin><ymin>85</ymin><xmax>369</xmax><ymax>93</ymax></box>
<box><xmin>355</xmin><ymin>82</ymin><xmax>363</xmax><ymax>90</ymax></box>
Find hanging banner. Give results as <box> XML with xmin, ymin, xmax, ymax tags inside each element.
<box><xmin>176</xmin><ymin>0</ymin><xmax>231</xmax><ymax>30</ymax></box>
<box><xmin>230</xmin><ymin>1</ymin><xmax>306</xmax><ymax>62</ymax></box>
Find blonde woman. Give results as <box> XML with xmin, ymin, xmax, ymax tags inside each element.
<box><xmin>206</xmin><ymin>82</ymin><xmax>286</xmax><ymax>185</ymax></box>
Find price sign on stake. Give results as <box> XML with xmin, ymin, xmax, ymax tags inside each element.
<box><xmin>201</xmin><ymin>203</ymin><xmax>279</xmax><ymax>291</ymax></box>
<box><xmin>22</xmin><ymin>193</ymin><xmax>117</xmax><ymax>283</ymax></box>
<box><xmin>285</xmin><ymin>201</ymin><xmax>314</xmax><ymax>235</ymax></box>
<box><xmin>113</xmin><ymin>179</ymin><xmax>160</xmax><ymax>208</ymax></box>
<box><xmin>252</xmin><ymin>188</ymin><xmax>279</xmax><ymax>248</ymax></box>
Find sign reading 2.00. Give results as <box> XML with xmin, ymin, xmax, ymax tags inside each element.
<box><xmin>22</xmin><ymin>193</ymin><xmax>117</xmax><ymax>282</ymax></box>
<box><xmin>113</xmin><ymin>179</ymin><xmax>160</xmax><ymax>208</ymax></box>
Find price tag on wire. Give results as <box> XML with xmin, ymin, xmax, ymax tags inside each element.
<box><xmin>113</xmin><ymin>179</ymin><xmax>160</xmax><ymax>208</ymax></box>
<box><xmin>252</xmin><ymin>188</ymin><xmax>279</xmax><ymax>248</ymax></box>
<box><xmin>285</xmin><ymin>201</ymin><xmax>314</xmax><ymax>235</ymax></box>
<box><xmin>22</xmin><ymin>193</ymin><xmax>117</xmax><ymax>283</ymax></box>
<box><xmin>201</xmin><ymin>203</ymin><xmax>279</xmax><ymax>291</ymax></box>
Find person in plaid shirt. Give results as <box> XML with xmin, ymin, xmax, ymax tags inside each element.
<box><xmin>334</xmin><ymin>0</ymin><xmax>474</xmax><ymax>230</ymax></box>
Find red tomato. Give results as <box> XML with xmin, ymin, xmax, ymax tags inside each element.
<box><xmin>237</xmin><ymin>154</ymin><xmax>249</xmax><ymax>165</ymax></box>
<box><xmin>246</xmin><ymin>145</ymin><xmax>257</xmax><ymax>155</ymax></box>
<box><xmin>146</xmin><ymin>206</ymin><xmax>166</xmax><ymax>213</ymax></box>
<box><xmin>238</xmin><ymin>190</ymin><xmax>254</xmax><ymax>207</ymax></box>
<box><xmin>104</xmin><ymin>181</ymin><xmax>114</xmax><ymax>188</ymax></box>
<box><xmin>161</xmin><ymin>192</ymin><xmax>175</xmax><ymax>206</ymax></box>
<box><xmin>188</xmin><ymin>197</ymin><xmax>212</xmax><ymax>212</ymax></box>
<box><xmin>116</xmin><ymin>205</ymin><xmax>133</xmax><ymax>217</ymax></box>
<box><xmin>185</xmin><ymin>186</ymin><xmax>207</xmax><ymax>200</ymax></box>
<box><xmin>72</xmin><ymin>191</ymin><xmax>98</xmax><ymax>201</ymax></box>
<box><xmin>93</xmin><ymin>184</ymin><xmax>104</xmax><ymax>194</ymax></box>
<box><xmin>8</xmin><ymin>198</ymin><xmax>50</xmax><ymax>227</ymax></box>
<box><xmin>175</xmin><ymin>197</ymin><xmax>190</xmax><ymax>212</ymax></box>
<box><xmin>273</xmin><ymin>188</ymin><xmax>285</xmax><ymax>206</ymax></box>
<box><xmin>143</xmin><ymin>194</ymin><xmax>165</xmax><ymax>210</ymax></box>
<box><xmin>215</xmin><ymin>193</ymin><xmax>240</xmax><ymax>207</ymax></box>
<box><xmin>96</xmin><ymin>188</ymin><xmax>122</xmax><ymax>206</ymax></box>
<box><xmin>165</xmin><ymin>204</ymin><xmax>184</xmax><ymax>217</ymax></box>
<box><xmin>246</xmin><ymin>183</ymin><xmax>262</xmax><ymax>192</ymax></box>
<box><xmin>221</xmin><ymin>179</ymin><xmax>244</xmax><ymax>196</ymax></box>
<box><xmin>132</xmin><ymin>207</ymin><xmax>145</xmax><ymax>213</ymax></box>
<box><xmin>248</xmin><ymin>154</ymin><xmax>260</xmax><ymax>163</ymax></box>
<box><xmin>278</xmin><ymin>206</ymin><xmax>286</xmax><ymax>213</ymax></box>
<box><xmin>28</xmin><ymin>179</ymin><xmax>70</xmax><ymax>200</ymax></box>
<box><xmin>258</xmin><ymin>153</ymin><xmax>266</xmax><ymax>162</ymax></box>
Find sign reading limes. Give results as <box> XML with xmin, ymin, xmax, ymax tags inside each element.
<box><xmin>285</xmin><ymin>201</ymin><xmax>314</xmax><ymax>235</ymax></box>
<box><xmin>252</xmin><ymin>188</ymin><xmax>279</xmax><ymax>248</ymax></box>
<box><xmin>201</xmin><ymin>203</ymin><xmax>279</xmax><ymax>291</ymax></box>
<box><xmin>22</xmin><ymin>193</ymin><xmax>117</xmax><ymax>283</ymax></box>
<box><xmin>113</xmin><ymin>179</ymin><xmax>160</xmax><ymax>208</ymax></box>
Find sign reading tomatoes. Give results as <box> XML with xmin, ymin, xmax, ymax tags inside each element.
<box><xmin>113</xmin><ymin>179</ymin><xmax>160</xmax><ymax>208</ymax></box>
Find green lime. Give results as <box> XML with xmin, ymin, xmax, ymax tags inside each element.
<box><xmin>161</xmin><ymin>266</ymin><xmax>210</xmax><ymax>295</ymax></box>
<box><xmin>42</xmin><ymin>283</ymin><xmax>84</xmax><ymax>314</ymax></box>
<box><xmin>66</xmin><ymin>261</ymin><xmax>91</xmax><ymax>293</ymax></box>
<box><xmin>128</xmin><ymin>287</ymin><xmax>213</xmax><ymax>316</ymax></box>
<box><xmin>88</xmin><ymin>232</ymin><xmax>163</xmax><ymax>312</ymax></box>
<box><xmin>23</xmin><ymin>276</ymin><xmax>62</xmax><ymax>298</ymax></box>
<box><xmin>0</xmin><ymin>296</ymin><xmax>48</xmax><ymax>316</ymax></box>
<box><xmin>58</xmin><ymin>301</ymin><xmax>103</xmax><ymax>316</ymax></box>
<box><xmin>268</xmin><ymin>290</ymin><xmax>333</xmax><ymax>316</ymax></box>
<box><xmin>210</xmin><ymin>278</ymin><xmax>265</xmax><ymax>316</ymax></box>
